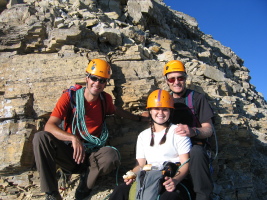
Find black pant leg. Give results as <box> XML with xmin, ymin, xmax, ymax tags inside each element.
<box><xmin>189</xmin><ymin>145</ymin><xmax>213</xmax><ymax>200</ymax></box>
<box><xmin>109</xmin><ymin>183</ymin><xmax>131</xmax><ymax>200</ymax></box>
<box><xmin>159</xmin><ymin>178</ymin><xmax>194</xmax><ymax>200</ymax></box>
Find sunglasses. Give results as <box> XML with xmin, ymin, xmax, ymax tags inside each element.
<box><xmin>88</xmin><ymin>75</ymin><xmax>107</xmax><ymax>84</ymax></box>
<box><xmin>167</xmin><ymin>76</ymin><xmax>186</xmax><ymax>83</ymax></box>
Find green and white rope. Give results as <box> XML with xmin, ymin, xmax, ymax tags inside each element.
<box><xmin>71</xmin><ymin>87</ymin><xmax>109</xmax><ymax>150</ymax></box>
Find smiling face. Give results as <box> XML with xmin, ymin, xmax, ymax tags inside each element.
<box><xmin>166</xmin><ymin>71</ymin><xmax>187</xmax><ymax>97</ymax></box>
<box><xmin>149</xmin><ymin>107</ymin><xmax>171</xmax><ymax>125</ymax></box>
<box><xmin>85</xmin><ymin>74</ymin><xmax>107</xmax><ymax>98</ymax></box>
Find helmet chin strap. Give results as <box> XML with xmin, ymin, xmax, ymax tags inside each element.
<box><xmin>151</xmin><ymin>118</ymin><xmax>171</xmax><ymax>126</ymax></box>
<box><xmin>153</xmin><ymin>121</ymin><xmax>167</xmax><ymax>126</ymax></box>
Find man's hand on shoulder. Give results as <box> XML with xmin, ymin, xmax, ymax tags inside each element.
<box><xmin>174</xmin><ymin>124</ymin><xmax>195</xmax><ymax>137</ymax></box>
<box><xmin>174</xmin><ymin>120</ymin><xmax>213</xmax><ymax>139</ymax></box>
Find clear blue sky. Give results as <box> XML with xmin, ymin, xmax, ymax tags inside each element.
<box><xmin>164</xmin><ymin>0</ymin><xmax>267</xmax><ymax>101</ymax></box>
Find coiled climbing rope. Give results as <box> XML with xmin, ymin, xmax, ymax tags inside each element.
<box><xmin>71</xmin><ymin>87</ymin><xmax>109</xmax><ymax>150</ymax></box>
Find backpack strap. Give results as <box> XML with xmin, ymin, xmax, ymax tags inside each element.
<box><xmin>63</xmin><ymin>85</ymin><xmax>82</xmax><ymax>131</ymax></box>
<box><xmin>69</xmin><ymin>89</ymin><xmax>77</xmax><ymax>109</ymax></box>
<box><xmin>185</xmin><ymin>89</ymin><xmax>201</xmax><ymax>128</ymax></box>
<box><xmin>63</xmin><ymin>84</ymin><xmax>83</xmax><ymax>109</ymax></box>
<box><xmin>185</xmin><ymin>89</ymin><xmax>195</xmax><ymax>115</ymax></box>
<box><xmin>99</xmin><ymin>91</ymin><xmax>107</xmax><ymax>122</ymax></box>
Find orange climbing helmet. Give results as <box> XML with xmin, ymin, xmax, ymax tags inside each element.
<box><xmin>86</xmin><ymin>59</ymin><xmax>111</xmax><ymax>79</ymax></box>
<box><xmin>163</xmin><ymin>60</ymin><xmax>186</xmax><ymax>76</ymax></box>
<box><xmin>146</xmin><ymin>89</ymin><xmax>174</xmax><ymax>109</ymax></box>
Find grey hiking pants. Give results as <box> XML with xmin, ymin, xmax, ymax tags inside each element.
<box><xmin>33</xmin><ymin>131</ymin><xmax>120</xmax><ymax>193</ymax></box>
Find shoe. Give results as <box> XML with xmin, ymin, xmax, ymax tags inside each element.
<box><xmin>75</xmin><ymin>169</ymin><xmax>91</xmax><ymax>200</ymax></box>
<box><xmin>45</xmin><ymin>191</ymin><xmax>62</xmax><ymax>200</ymax></box>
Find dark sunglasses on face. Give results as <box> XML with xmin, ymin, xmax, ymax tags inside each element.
<box><xmin>167</xmin><ymin>76</ymin><xmax>186</xmax><ymax>83</ymax></box>
<box><xmin>88</xmin><ymin>75</ymin><xmax>107</xmax><ymax>84</ymax></box>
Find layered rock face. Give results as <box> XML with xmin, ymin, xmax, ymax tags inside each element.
<box><xmin>0</xmin><ymin>0</ymin><xmax>266</xmax><ymax>199</ymax></box>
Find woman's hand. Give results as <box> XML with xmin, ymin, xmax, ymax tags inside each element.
<box><xmin>163</xmin><ymin>176</ymin><xmax>177</xmax><ymax>192</ymax></box>
<box><xmin>124</xmin><ymin>178</ymin><xmax>135</xmax><ymax>185</ymax></box>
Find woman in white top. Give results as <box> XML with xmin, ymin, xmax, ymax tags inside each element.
<box><xmin>109</xmin><ymin>89</ymin><xmax>193</xmax><ymax>200</ymax></box>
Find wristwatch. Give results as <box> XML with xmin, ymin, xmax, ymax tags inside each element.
<box><xmin>192</xmin><ymin>127</ymin><xmax>200</xmax><ymax>137</ymax></box>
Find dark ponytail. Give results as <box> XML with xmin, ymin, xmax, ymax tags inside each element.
<box><xmin>159</xmin><ymin>122</ymin><xmax>171</xmax><ymax>145</ymax></box>
<box><xmin>150</xmin><ymin>126</ymin><xmax>155</xmax><ymax>146</ymax></box>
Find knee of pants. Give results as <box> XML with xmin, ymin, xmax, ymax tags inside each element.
<box><xmin>100</xmin><ymin>147</ymin><xmax>120</xmax><ymax>162</ymax></box>
<box><xmin>190</xmin><ymin>145</ymin><xmax>207</xmax><ymax>160</ymax></box>
<box><xmin>189</xmin><ymin>145</ymin><xmax>210</xmax><ymax>172</ymax></box>
<box><xmin>90</xmin><ymin>147</ymin><xmax>120</xmax><ymax>173</ymax></box>
<box><xmin>33</xmin><ymin>131</ymin><xmax>50</xmax><ymax>146</ymax></box>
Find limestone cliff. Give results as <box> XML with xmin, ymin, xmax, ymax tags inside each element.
<box><xmin>0</xmin><ymin>0</ymin><xmax>266</xmax><ymax>199</ymax></box>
